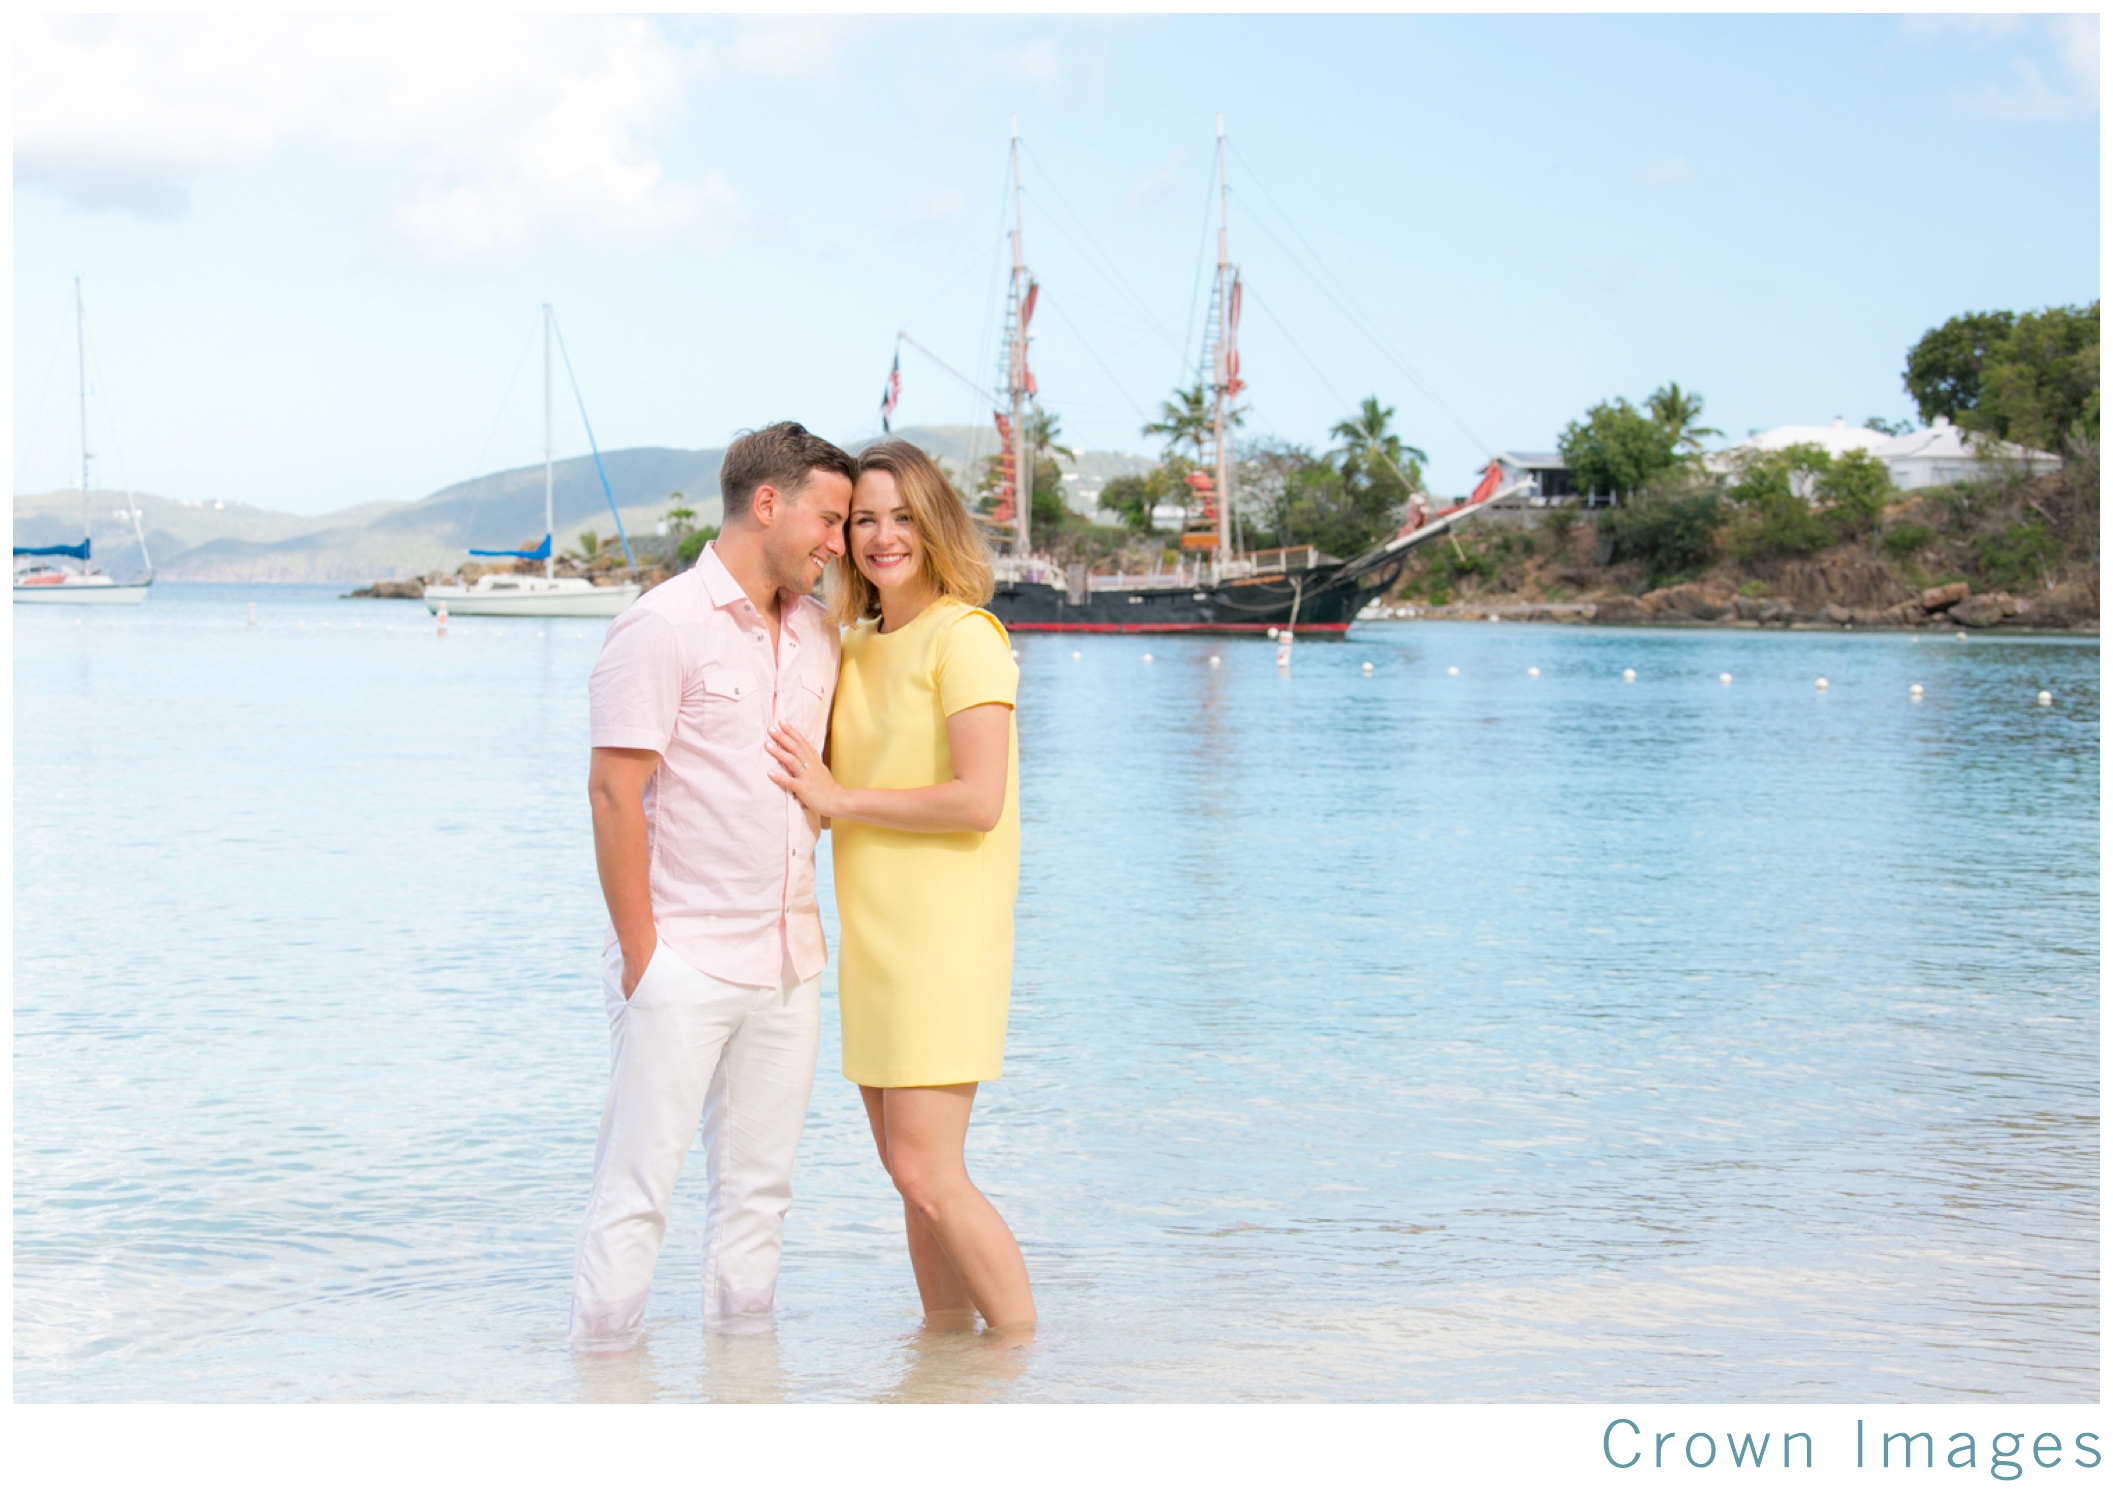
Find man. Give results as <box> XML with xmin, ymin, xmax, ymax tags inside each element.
<box><xmin>571</xmin><ymin>421</ymin><xmax>855</xmax><ymax>1341</ymax></box>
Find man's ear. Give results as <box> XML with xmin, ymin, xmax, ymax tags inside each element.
<box><xmin>750</xmin><ymin>484</ymin><xmax>779</xmax><ymax>526</ymax></box>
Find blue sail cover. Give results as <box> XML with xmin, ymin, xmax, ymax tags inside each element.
<box><xmin>468</xmin><ymin>533</ymin><xmax>552</xmax><ymax>561</ymax></box>
<box><xmin>14</xmin><ymin>538</ymin><xmax>91</xmax><ymax>560</ymax></box>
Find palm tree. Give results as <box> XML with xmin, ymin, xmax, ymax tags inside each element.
<box><xmin>1026</xmin><ymin>408</ymin><xmax>1074</xmax><ymax>462</ymax></box>
<box><xmin>1648</xmin><ymin>382</ymin><xmax>1721</xmax><ymax>455</ymax></box>
<box><xmin>1143</xmin><ymin>384</ymin><xmax>1212</xmax><ymax>466</ymax></box>
<box><xmin>1328</xmin><ymin>396</ymin><xmax>1428</xmax><ymax>491</ymax></box>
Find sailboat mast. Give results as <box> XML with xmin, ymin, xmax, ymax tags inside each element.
<box><xmin>542</xmin><ymin>302</ymin><xmax>555</xmax><ymax>581</ymax></box>
<box><xmin>1008</xmin><ymin>120</ymin><xmax>1032</xmax><ymax>559</ymax></box>
<box><xmin>76</xmin><ymin>277</ymin><xmax>90</xmax><ymax>544</ymax></box>
<box><xmin>1212</xmin><ymin>118</ymin><xmax>1234</xmax><ymax>562</ymax></box>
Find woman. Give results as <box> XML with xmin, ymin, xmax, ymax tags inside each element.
<box><xmin>765</xmin><ymin>440</ymin><xmax>1034</xmax><ymax>1334</ymax></box>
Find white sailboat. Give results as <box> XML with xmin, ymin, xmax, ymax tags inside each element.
<box><xmin>422</xmin><ymin>304</ymin><xmax>642</xmax><ymax>619</ymax></box>
<box><xmin>14</xmin><ymin>279</ymin><xmax>155</xmax><ymax>606</ymax></box>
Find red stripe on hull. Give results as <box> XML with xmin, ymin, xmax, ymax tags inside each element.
<box><xmin>999</xmin><ymin>621</ymin><xmax>1351</xmax><ymax>635</ymax></box>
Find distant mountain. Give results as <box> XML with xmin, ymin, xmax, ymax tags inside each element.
<box><xmin>12</xmin><ymin>425</ymin><xmax>1157</xmax><ymax>582</ymax></box>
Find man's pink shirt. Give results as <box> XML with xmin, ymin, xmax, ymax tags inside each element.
<box><xmin>588</xmin><ymin>543</ymin><xmax>839</xmax><ymax>987</ymax></box>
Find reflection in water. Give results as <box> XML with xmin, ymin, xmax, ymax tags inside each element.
<box><xmin>878</xmin><ymin>1318</ymin><xmax>1032</xmax><ymax>1404</ymax></box>
<box><xmin>702</xmin><ymin>1320</ymin><xmax>788</xmax><ymax>1404</ymax></box>
<box><xmin>572</xmin><ymin>1336</ymin><xmax>662</xmax><ymax>1404</ymax></box>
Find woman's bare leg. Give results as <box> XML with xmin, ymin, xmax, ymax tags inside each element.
<box><xmin>859</xmin><ymin>1085</ymin><xmax>975</xmax><ymax>1319</ymax></box>
<box><xmin>872</xmin><ymin>1083</ymin><xmax>1034</xmax><ymax>1331</ymax></box>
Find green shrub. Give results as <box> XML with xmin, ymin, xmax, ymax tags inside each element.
<box><xmin>1882</xmin><ymin>523</ymin><xmax>1933</xmax><ymax>556</ymax></box>
<box><xmin>1597</xmin><ymin>494</ymin><xmax>1722</xmax><ymax>585</ymax></box>
<box><xmin>676</xmin><ymin>526</ymin><xmax>719</xmax><ymax>566</ymax></box>
<box><xmin>1974</xmin><ymin>520</ymin><xmax>2056</xmax><ymax>592</ymax></box>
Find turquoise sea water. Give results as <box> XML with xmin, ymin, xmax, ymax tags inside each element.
<box><xmin>13</xmin><ymin>584</ymin><xmax>2099</xmax><ymax>1401</ymax></box>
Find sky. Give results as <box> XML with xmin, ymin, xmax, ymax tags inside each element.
<box><xmin>12</xmin><ymin>12</ymin><xmax>2101</xmax><ymax>514</ymax></box>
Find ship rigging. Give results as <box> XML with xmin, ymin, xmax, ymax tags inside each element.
<box><xmin>886</xmin><ymin>118</ymin><xmax>1515</xmax><ymax>634</ymax></box>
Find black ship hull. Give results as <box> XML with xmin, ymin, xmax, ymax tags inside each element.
<box><xmin>987</xmin><ymin>556</ymin><xmax>1404</xmax><ymax>635</ymax></box>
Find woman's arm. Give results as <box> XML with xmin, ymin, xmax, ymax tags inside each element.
<box><xmin>766</xmin><ymin>702</ymin><xmax>1010</xmax><ymax>834</ymax></box>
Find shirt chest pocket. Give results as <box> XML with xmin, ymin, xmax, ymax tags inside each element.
<box><xmin>798</xmin><ymin>672</ymin><xmax>832</xmax><ymax>739</ymax></box>
<box><xmin>694</xmin><ymin>670</ymin><xmax>761</xmax><ymax>731</ymax></box>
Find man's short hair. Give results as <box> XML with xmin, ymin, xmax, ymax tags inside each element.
<box><xmin>719</xmin><ymin>422</ymin><xmax>858</xmax><ymax>522</ymax></box>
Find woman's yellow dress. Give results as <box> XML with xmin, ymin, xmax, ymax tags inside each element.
<box><xmin>829</xmin><ymin>599</ymin><xmax>1020</xmax><ymax>1088</ymax></box>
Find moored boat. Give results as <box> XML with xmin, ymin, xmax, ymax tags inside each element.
<box><xmin>14</xmin><ymin>280</ymin><xmax>155</xmax><ymax>607</ymax></box>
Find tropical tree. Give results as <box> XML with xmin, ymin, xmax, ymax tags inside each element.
<box><xmin>1646</xmin><ymin>382</ymin><xmax>1721</xmax><ymax>455</ymax></box>
<box><xmin>1970</xmin><ymin>302</ymin><xmax>2100</xmax><ymax>452</ymax></box>
<box><xmin>1559</xmin><ymin>398</ymin><xmax>1684</xmax><ymax>500</ymax></box>
<box><xmin>1143</xmin><ymin>384</ymin><xmax>1213</xmax><ymax>466</ymax></box>
<box><xmin>663</xmin><ymin>489</ymin><xmax>697</xmax><ymax>536</ymax></box>
<box><xmin>1328</xmin><ymin>396</ymin><xmax>1429</xmax><ymax>494</ymax></box>
<box><xmin>1904</xmin><ymin>311</ymin><xmax>2018</xmax><ymax>426</ymax></box>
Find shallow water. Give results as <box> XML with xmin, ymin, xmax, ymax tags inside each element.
<box><xmin>13</xmin><ymin>584</ymin><xmax>2099</xmax><ymax>1401</ymax></box>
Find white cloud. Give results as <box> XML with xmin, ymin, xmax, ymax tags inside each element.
<box><xmin>1908</xmin><ymin>12</ymin><xmax>2100</xmax><ymax>119</ymax></box>
<box><xmin>988</xmin><ymin>39</ymin><xmax>1064</xmax><ymax>87</ymax></box>
<box><xmin>882</xmin><ymin>187</ymin><xmax>968</xmax><ymax>239</ymax></box>
<box><xmin>724</xmin><ymin>20</ymin><xmax>853</xmax><ymax>82</ymax></box>
<box><xmin>1124</xmin><ymin>147</ymin><xmax>1192</xmax><ymax>213</ymax></box>
<box><xmin>1641</xmin><ymin>154</ymin><xmax>1695</xmax><ymax>186</ymax></box>
<box><xmin>13</xmin><ymin>15</ymin><xmax>741</xmax><ymax>261</ymax></box>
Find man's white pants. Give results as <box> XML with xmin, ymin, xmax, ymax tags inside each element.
<box><xmin>569</xmin><ymin>940</ymin><xmax>819</xmax><ymax>1340</ymax></box>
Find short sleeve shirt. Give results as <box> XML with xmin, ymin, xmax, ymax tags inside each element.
<box><xmin>587</xmin><ymin>542</ymin><xmax>839</xmax><ymax>986</ymax></box>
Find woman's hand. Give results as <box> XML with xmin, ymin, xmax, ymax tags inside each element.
<box><xmin>766</xmin><ymin>721</ymin><xmax>842</xmax><ymax>818</ymax></box>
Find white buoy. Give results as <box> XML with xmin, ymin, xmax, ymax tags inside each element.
<box><xmin>1361</xmin><ymin>662</ymin><xmax>1374</xmax><ymax>675</ymax></box>
<box><xmin>1142</xmin><ymin>653</ymin><xmax>1153</xmax><ymax>664</ymax></box>
<box><xmin>1267</xmin><ymin>627</ymin><xmax>1280</xmax><ymax>640</ymax></box>
<box><xmin>1208</xmin><ymin>655</ymin><xmax>1221</xmax><ymax>667</ymax></box>
<box><xmin>1276</xmin><ymin>630</ymin><xmax>1293</xmax><ymax>668</ymax></box>
<box><xmin>436</xmin><ymin>605</ymin><xmax>449</xmax><ymax>635</ymax></box>
<box><xmin>1071</xmin><ymin>650</ymin><xmax>1082</xmax><ymax>661</ymax></box>
<box><xmin>1487</xmin><ymin>613</ymin><xmax>1499</xmax><ymax>622</ymax></box>
<box><xmin>1446</xmin><ymin>666</ymin><xmax>1459</xmax><ymax>676</ymax></box>
<box><xmin>2037</xmin><ymin>690</ymin><xmax>2053</xmax><ymax>706</ymax></box>
<box><xmin>1909</xmin><ymin>636</ymin><xmax>1919</xmax><ymax>644</ymax></box>
<box><xmin>1527</xmin><ymin>666</ymin><xmax>1539</xmax><ymax>677</ymax></box>
<box><xmin>385</xmin><ymin>625</ymin><xmax>394</xmax><ymax>632</ymax></box>
<box><xmin>1910</xmin><ymin>684</ymin><xmax>1924</xmax><ymax>697</ymax></box>
<box><xmin>1719</xmin><ymin>672</ymin><xmax>1732</xmax><ymax>684</ymax></box>
<box><xmin>575</xmin><ymin>632</ymin><xmax>584</xmax><ymax>640</ymax></box>
<box><xmin>537</xmin><ymin>631</ymin><xmax>546</xmax><ymax>638</ymax></box>
<box><xmin>1010</xmin><ymin>648</ymin><xmax>1020</xmax><ymax>659</ymax></box>
<box><xmin>1956</xmin><ymin>631</ymin><xmax>1968</xmax><ymax>642</ymax></box>
<box><xmin>1815</xmin><ymin>677</ymin><xmax>1829</xmax><ymax>690</ymax></box>
<box><xmin>1622</xmin><ymin>668</ymin><xmax>1637</xmax><ymax>682</ymax></box>
<box><xmin>247</xmin><ymin>603</ymin><xmax>256</xmax><ymax>627</ymax></box>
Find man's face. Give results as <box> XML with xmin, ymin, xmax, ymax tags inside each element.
<box><xmin>759</xmin><ymin>471</ymin><xmax>851</xmax><ymax>595</ymax></box>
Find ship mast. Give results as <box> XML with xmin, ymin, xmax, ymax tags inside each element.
<box><xmin>542</xmin><ymin>302</ymin><xmax>555</xmax><ymax>582</ymax></box>
<box><xmin>76</xmin><ymin>277</ymin><xmax>91</xmax><ymax>547</ymax></box>
<box><xmin>1208</xmin><ymin>116</ymin><xmax>1239</xmax><ymax>563</ymax></box>
<box><xmin>1000</xmin><ymin>118</ymin><xmax>1035</xmax><ymax>558</ymax></box>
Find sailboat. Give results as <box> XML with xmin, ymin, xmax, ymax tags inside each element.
<box><xmin>959</xmin><ymin>119</ymin><xmax>1502</xmax><ymax>635</ymax></box>
<box><xmin>421</xmin><ymin>304</ymin><xmax>643</xmax><ymax>619</ymax></box>
<box><xmin>14</xmin><ymin>279</ymin><xmax>155</xmax><ymax>606</ymax></box>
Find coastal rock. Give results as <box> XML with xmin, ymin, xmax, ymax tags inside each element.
<box><xmin>1768</xmin><ymin>557</ymin><xmax>1899</xmax><ymax>610</ymax></box>
<box><xmin>1949</xmin><ymin>594</ymin><xmax>2010</xmax><ymax>629</ymax></box>
<box><xmin>347</xmin><ymin>578</ymin><xmax>426</xmax><ymax>600</ymax></box>
<box><xmin>1921</xmin><ymin>581</ymin><xmax>1971</xmax><ymax>612</ymax></box>
<box><xmin>1588</xmin><ymin>595</ymin><xmax>1649</xmax><ymax>624</ymax></box>
<box><xmin>2010</xmin><ymin>582</ymin><xmax>2098</xmax><ymax>629</ymax></box>
<box><xmin>1821</xmin><ymin>604</ymin><xmax>1854</xmax><ymax>625</ymax></box>
<box><xmin>1642</xmin><ymin>582</ymin><xmax>1734</xmax><ymax>621</ymax></box>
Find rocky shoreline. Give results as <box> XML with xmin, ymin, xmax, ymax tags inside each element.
<box><xmin>1385</xmin><ymin>577</ymin><xmax>2098</xmax><ymax>632</ymax></box>
<box><xmin>344</xmin><ymin>560</ymin><xmax>676</xmax><ymax>600</ymax></box>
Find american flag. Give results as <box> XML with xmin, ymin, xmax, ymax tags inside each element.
<box><xmin>879</xmin><ymin>343</ymin><xmax>902</xmax><ymax>432</ymax></box>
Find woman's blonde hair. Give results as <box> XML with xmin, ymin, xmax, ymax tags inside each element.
<box><xmin>826</xmin><ymin>440</ymin><xmax>995</xmax><ymax>626</ymax></box>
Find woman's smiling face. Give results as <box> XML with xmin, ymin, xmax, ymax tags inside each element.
<box><xmin>848</xmin><ymin>470</ymin><xmax>925</xmax><ymax>592</ymax></box>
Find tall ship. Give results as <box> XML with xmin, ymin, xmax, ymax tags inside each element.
<box><xmin>947</xmin><ymin>120</ymin><xmax>1507</xmax><ymax>636</ymax></box>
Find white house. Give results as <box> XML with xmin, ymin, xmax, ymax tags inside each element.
<box><xmin>1872</xmin><ymin>416</ymin><xmax>2061</xmax><ymax>489</ymax></box>
<box><xmin>1487</xmin><ymin>451</ymin><xmax>1579</xmax><ymax>504</ymax></box>
<box><xmin>1715</xmin><ymin>417</ymin><xmax>1895</xmax><ymax>467</ymax></box>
